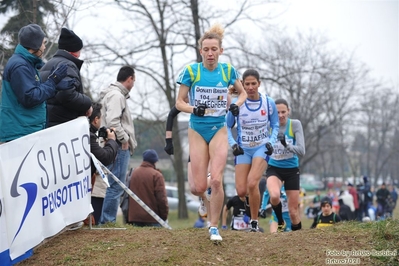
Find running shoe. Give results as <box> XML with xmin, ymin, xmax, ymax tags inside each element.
<box><xmin>198</xmin><ymin>197</ymin><xmax>207</xmax><ymax>218</ymax></box>
<box><xmin>204</xmin><ymin>187</ymin><xmax>212</xmax><ymax>201</ymax></box>
<box><xmin>277</xmin><ymin>221</ymin><xmax>286</xmax><ymax>232</ymax></box>
<box><xmin>250</xmin><ymin>220</ymin><xmax>260</xmax><ymax>232</ymax></box>
<box><xmin>209</xmin><ymin>227</ymin><xmax>222</xmax><ymax>241</ymax></box>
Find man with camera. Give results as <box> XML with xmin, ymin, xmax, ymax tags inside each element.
<box><xmin>89</xmin><ymin>102</ymin><xmax>119</xmax><ymax>225</ymax></box>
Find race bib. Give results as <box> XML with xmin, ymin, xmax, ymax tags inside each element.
<box><xmin>193</xmin><ymin>86</ymin><xmax>228</xmax><ymax>117</ymax></box>
<box><xmin>271</xmin><ymin>140</ymin><xmax>294</xmax><ymax>160</ymax></box>
<box><xmin>238</xmin><ymin>100</ymin><xmax>269</xmax><ymax>148</ymax></box>
<box><xmin>240</xmin><ymin>124</ymin><xmax>269</xmax><ymax>147</ymax></box>
<box><xmin>232</xmin><ymin>216</ymin><xmax>250</xmax><ymax>230</ymax></box>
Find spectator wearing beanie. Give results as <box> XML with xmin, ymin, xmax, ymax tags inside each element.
<box><xmin>0</xmin><ymin>24</ymin><xmax>70</xmax><ymax>142</ymax></box>
<box><xmin>128</xmin><ymin>149</ymin><xmax>169</xmax><ymax>227</ymax></box>
<box><xmin>143</xmin><ymin>149</ymin><xmax>159</xmax><ymax>164</ymax></box>
<box><xmin>40</xmin><ymin>27</ymin><xmax>92</xmax><ymax>128</ymax></box>
<box><xmin>311</xmin><ymin>196</ymin><xmax>342</xmax><ymax>228</ymax></box>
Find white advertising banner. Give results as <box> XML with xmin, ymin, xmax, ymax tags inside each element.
<box><xmin>0</xmin><ymin>175</ymin><xmax>11</xmax><ymax>263</ymax></box>
<box><xmin>0</xmin><ymin>117</ymin><xmax>92</xmax><ymax>260</ymax></box>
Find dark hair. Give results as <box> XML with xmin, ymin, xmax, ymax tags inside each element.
<box><xmin>320</xmin><ymin>197</ymin><xmax>332</xmax><ymax>207</ymax></box>
<box><xmin>89</xmin><ymin>102</ymin><xmax>102</xmax><ymax>123</ymax></box>
<box><xmin>275</xmin><ymin>98</ymin><xmax>289</xmax><ymax>108</ymax></box>
<box><xmin>242</xmin><ymin>69</ymin><xmax>260</xmax><ymax>82</ymax></box>
<box><xmin>117</xmin><ymin>66</ymin><xmax>135</xmax><ymax>82</ymax></box>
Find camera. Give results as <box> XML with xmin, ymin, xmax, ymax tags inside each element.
<box><xmin>98</xmin><ymin>126</ymin><xmax>113</xmax><ymax>139</ymax></box>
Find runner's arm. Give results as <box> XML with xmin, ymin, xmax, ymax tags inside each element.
<box><xmin>285</xmin><ymin>119</ymin><xmax>305</xmax><ymax>156</ymax></box>
<box><xmin>268</xmin><ymin>97</ymin><xmax>279</xmax><ymax>145</ymax></box>
<box><xmin>176</xmin><ymin>84</ymin><xmax>194</xmax><ymax>113</ymax></box>
<box><xmin>165</xmin><ymin>106</ymin><xmax>181</xmax><ymax>138</ymax></box>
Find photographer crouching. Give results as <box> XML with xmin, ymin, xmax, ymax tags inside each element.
<box><xmin>88</xmin><ymin>102</ymin><xmax>119</xmax><ymax>225</ymax></box>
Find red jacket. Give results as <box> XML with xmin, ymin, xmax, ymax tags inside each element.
<box><xmin>128</xmin><ymin>161</ymin><xmax>168</xmax><ymax>223</ymax></box>
<box><xmin>348</xmin><ymin>187</ymin><xmax>359</xmax><ymax>209</ymax></box>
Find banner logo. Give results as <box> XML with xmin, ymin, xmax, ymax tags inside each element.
<box><xmin>10</xmin><ymin>145</ymin><xmax>37</xmax><ymax>242</ymax></box>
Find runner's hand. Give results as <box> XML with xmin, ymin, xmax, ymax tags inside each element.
<box><xmin>232</xmin><ymin>144</ymin><xmax>244</xmax><ymax>156</ymax></box>
<box><xmin>193</xmin><ymin>103</ymin><xmax>207</xmax><ymax>117</ymax></box>
<box><xmin>229</xmin><ymin>103</ymin><xmax>239</xmax><ymax>116</ymax></box>
<box><xmin>243</xmin><ymin>214</ymin><xmax>250</xmax><ymax>224</ymax></box>
<box><xmin>265</xmin><ymin>142</ymin><xmax>274</xmax><ymax>155</ymax></box>
<box><xmin>277</xmin><ymin>132</ymin><xmax>287</xmax><ymax>147</ymax></box>
<box><xmin>164</xmin><ymin>138</ymin><xmax>174</xmax><ymax>155</ymax></box>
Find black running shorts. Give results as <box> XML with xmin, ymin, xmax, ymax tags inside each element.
<box><xmin>266</xmin><ymin>165</ymin><xmax>300</xmax><ymax>190</ymax></box>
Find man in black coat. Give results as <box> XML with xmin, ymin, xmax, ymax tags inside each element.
<box><xmin>40</xmin><ymin>27</ymin><xmax>92</xmax><ymax>127</ymax></box>
<box><xmin>358</xmin><ymin>176</ymin><xmax>373</xmax><ymax>218</ymax></box>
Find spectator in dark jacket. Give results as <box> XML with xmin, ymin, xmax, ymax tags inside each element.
<box><xmin>376</xmin><ymin>183</ymin><xmax>391</xmax><ymax>217</ymax></box>
<box><xmin>0</xmin><ymin>24</ymin><xmax>69</xmax><ymax>142</ymax></box>
<box><xmin>360</xmin><ymin>176</ymin><xmax>373</xmax><ymax>217</ymax></box>
<box><xmin>40</xmin><ymin>27</ymin><xmax>92</xmax><ymax>127</ymax></box>
<box><xmin>338</xmin><ymin>198</ymin><xmax>353</xmax><ymax>221</ymax></box>
<box><xmin>88</xmin><ymin>102</ymin><xmax>118</xmax><ymax>225</ymax></box>
<box><xmin>128</xmin><ymin>149</ymin><xmax>168</xmax><ymax>227</ymax></box>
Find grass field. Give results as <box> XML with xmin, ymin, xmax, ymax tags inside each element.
<box><xmin>20</xmin><ymin>216</ymin><xmax>399</xmax><ymax>265</ymax></box>
<box><xmin>16</xmin><ymin>189</ymin><xmax>399</xmax><ymax>265</ymax></box>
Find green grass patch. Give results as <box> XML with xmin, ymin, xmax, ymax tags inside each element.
<box><xmin>335</xmin><ymin>219</ymin><xmax>399</xmax><ymax>264</ymax></box>
<box><xmin>167</xmin><ymin>210</ymin><xmax>200</xmax><ymax>229</ymax></box>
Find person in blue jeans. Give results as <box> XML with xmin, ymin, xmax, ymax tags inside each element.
<box><xmin>99</xmin><ymin>66</ymin><xmax>138</xmax><ymax>224</ymax></box>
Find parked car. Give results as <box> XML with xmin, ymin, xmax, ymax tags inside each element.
<box><xmin>300</xmin><ymin>179</ymin><xmax>324</xmax><ymax>192</ymax></box>
<box><xmin>300</xmin><ymin>173</ymin><xmax>325</xmax><ymax>191</ymax></box>
<box><xmin>165</xmin><ymin>185</ymin><xmax>200</xmax><ymax>212</ymax></box>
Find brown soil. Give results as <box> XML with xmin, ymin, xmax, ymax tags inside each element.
<box><xmin>16</xmin><ymin>223</ymin><xmax>392</xmax><ymax>266</ymax></box>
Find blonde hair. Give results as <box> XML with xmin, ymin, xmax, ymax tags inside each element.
<box><xmin>198</xmin><ymin>23</ymin><xmax>224</xmax><ymax>48</ymax></box>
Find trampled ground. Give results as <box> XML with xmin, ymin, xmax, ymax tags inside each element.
<box><xmin>17</xmin><ymin>220</ymin><xmax>399</xmax><ymax>266</ymax></box>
